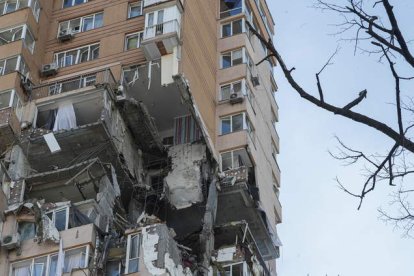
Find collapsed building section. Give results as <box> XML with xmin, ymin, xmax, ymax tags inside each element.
<box><xmin>0</xmin><ymin>0</ymin><xmax>281</xmax><ymax>275</ymax></box>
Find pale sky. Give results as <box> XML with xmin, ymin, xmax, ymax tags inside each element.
<box><xmin>268</xmin><ymin>1</ymin><xmax>414</xmax><ymax>275</ymax></box>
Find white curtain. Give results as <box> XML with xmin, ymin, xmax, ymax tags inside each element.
<box><xmin>13</xmin><ymin>265</ymin><xmax>30</xmax><ymax>276</ymax></box>
<box><xmin>56</xmin><ymin>239</ymin><xmax>64</xmax><ymax>276</ymax></box>
<box><xmin>53</xmin><ymin>102</ymin><xmax>76</xmax><ymax>131</ymax></box>
<box><xmin>64</xmin><ymin>252</ymin><xmax>82</xmax><ymax>272</ymax></box>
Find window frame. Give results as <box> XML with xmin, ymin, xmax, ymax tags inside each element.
<box><xmin>220</xmin><ymin>112</ymin><xmax>253</xmax><ymax>136</ymax></box>
<box><xmin>220</xmin><ymin>148</ymin><xmax>248</xmax><ymax>171</ymax></box>
<box><xmin>54</xmin><ymin>43</ymin><xmax>100</xmax><ymax>68</ymax></box>
<box><xmin>221</xmin><ymin>48</ymin><xmax>245</xmax><ymax>69</ymax></box>
<box><xmin>58</xmin><ymin>12</ymin><xmax>103</xmax><ymax>37</ymax></box>
<box><xmin>124</xmin><ymin>31</ymin><xmax>144</xmax><ymax>51</ymax></box>
<box><xmin>45</xmin><ymin>206</ymin><xmax>69</xmax><ymax>231</ymax></box>
<box><xmin>128</xmin><ymin>1</ymin><xmax>143</xmax><ymax>19</ymax></box>
<box><xmin>125</xmin><ymin>233</ymin><xmax>141</xmax><ymax>273</ymax></box>
<box><xmin>9</xmin><ymin>246</ymin><xmax>89</xmax><ymax>276</ymax></box>
<box><xmin>62</xmin><ymin>0</ymin><xmax>88</xmax><ymax>9</ymax></box>
<box><xmin>221</xmin><ymin>18</ymin><xmax>244</xmax><ymax>38</ymax></box>
<box><xmin>219</xmin><ymin>79</ymin><xmax>244</xmax><ymax>101</ymax></box>
<box><xmin>0</xmin><ymin>25</ymin><xmax>35</xmax><ymax>53</ymax></box>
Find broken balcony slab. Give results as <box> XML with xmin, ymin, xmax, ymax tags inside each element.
<box><xmin>116</xmin><ymin>98</ymin><xmax>164</xmax><ymax>154</ymax></box>
<box><xmin>19</xmin><ymin>122</ymin><xmax>133</xmax><ymax>204</ymax></box>
<box><xmin>215</xmin><ymin>181</ymin><xmax>280</xmax><ymax>261</ymax></box>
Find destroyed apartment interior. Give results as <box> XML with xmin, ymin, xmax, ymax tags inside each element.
<box><xmin>0</xmin><ymin>0</ymin><xmax>282</xmax><ymax>275</ymax></box>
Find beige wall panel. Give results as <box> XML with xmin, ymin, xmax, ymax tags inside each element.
<box><xmin>181</xmin><ymin>0</ymin><xmax>218</xmax><ymax>145</ymax></box>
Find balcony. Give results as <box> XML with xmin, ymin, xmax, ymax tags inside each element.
<box><xmin>31</xmin><ymin>68</ymin><xmax>117</xmax><ymax>100</ymax></box>
<box><xmin>0</xmin><ymin>107</ymin><xmax>21</xmax><ymax>152</ymax></box>
<box><xmin>220</xmin><ymin>0</ymin><xmax>251</xmax><ymax>20</ymax></box>
<box><xmin>142</xmin><ymin>19</ymin><xmax>181</xmax><ymax>60</ymax></box>
<box><xmin>144</xmin><ymin>0</ymin><xmax>182</xmax><ymax>8</ymax></box>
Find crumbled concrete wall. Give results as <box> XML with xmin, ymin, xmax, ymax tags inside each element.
<box><xmin>164</xmin><ymin>143</ymin><xmax>206</xmax><ymax>209</ymax></box>
<box><xmin>141</xmin><ymin>224</ymin><xmax>192</xmax><ymax>276</ymax></box>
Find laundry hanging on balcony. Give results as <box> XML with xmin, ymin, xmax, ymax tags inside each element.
<box><xmin>53</xmin><ymin>102</ymin><xmax>77</xmax><ymax>131</ymax></box>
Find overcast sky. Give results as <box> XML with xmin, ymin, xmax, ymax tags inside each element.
<box><xmin>267</xmin><ymin>1</ymin><xmax>414</xmax><ymax>275</ymax></box>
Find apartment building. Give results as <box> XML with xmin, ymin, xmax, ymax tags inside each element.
<box><xmin>0</xmin><ymin>0</ymin><xmax>281</xmax><ymax>275</ymax></box>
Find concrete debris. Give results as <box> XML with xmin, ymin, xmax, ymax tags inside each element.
<box><xmin>165</xmin><ymin>143</ymin><xmax>206</xmax><ymax>209</ymax></box>
<box><xmin>41</xmin><ymin>214</ymin><xmax>60</xmax><ymax>243</ymax></box>
<box><xmin>142</xmin><ymin>224</ymin><xmax>192</xmax><ymax>276</ymax></box>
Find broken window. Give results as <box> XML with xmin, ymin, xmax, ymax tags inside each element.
<box><xmin>106</xmin><ymin>260</ymin><xmax>124</xmax><ymax>276</ymax></box>
<box><xmin>216</xmin><ymin>262</ymin><xmax>249</xmax><ymax>276</ymax></box>
<box><xmin>221</xmin><ymin>149</ymin><xmax>246</xmax><ymax>171</ymax></box>
<box><xmin>64</xmin><ymin>246</ymin><xmax>87</xmax><ymax>273</ymax></box>
<box><xmin>126</xmin><ymin>233</ymin><xmax>141</xmax><ymax>273</ymax></box>
<box><xmin>46</xmin><ymin>207</ymin><xmax>69</xmax><ymax>231</ymax></box>
<box><xmin>220</xmin><ymin>0</ymin><xmax>243</xmax><ymax>19</ymax></box>
<box><xmin>58</xmin><ymin>12</ymin><xmax>103</xmax><ymax>36</ymax></box>
<box><xmin>18</xmin><ymin>221</ymin><xmax>36</xmax><ymax>241</ymax></box>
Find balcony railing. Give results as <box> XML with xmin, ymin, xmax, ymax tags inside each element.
<box><xmin>220</xmin><ymin>6</ymin><xmax>243</xmax><ymax>19</ymax></box>
<box><xmin>31</xmin><ymin>68</ymin><xmax>116</xmax><ymax>100</ymax></box>
<box><xmin>144</xmin><ymin>19</ymin><xmax>180</xmax><ymax>40</ymax></box>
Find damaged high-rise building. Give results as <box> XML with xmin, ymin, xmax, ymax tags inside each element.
<box><xmin>0</xmin><ymin>0</ymin><xmax>282</xmax><ymax>275</ymax></box>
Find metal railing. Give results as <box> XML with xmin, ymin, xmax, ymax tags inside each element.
<box><xmin>31</xmin><ymin>68</ymin><xmax>116</xmax><ymax>100</ymax></box>
<box><xmin>144</xmin><ymin>19</ymin><xmax>180</xmax><ymax>40</ymax></box>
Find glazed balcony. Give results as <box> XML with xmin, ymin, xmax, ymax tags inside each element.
<box><xmin>143</xmin><ymin>0</ymin><xmax>182</xmax><ymax>8</ymax></box>
<box><xmin>31</xmin><ymin>68</ymin><xmax>117</xmax><ymax>100</ymax></box>
<box><xmin>141</xmin><ymin>2</ymin><xmax>182</xmax><ymax>60</ymax></box>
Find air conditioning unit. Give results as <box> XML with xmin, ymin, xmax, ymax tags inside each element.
<box><xmin>58</xmin><ymin>29</ymin><xmax>75</xmax><ymax>42</ymax></box>
<box><xmin>40</xmin><ymin>63</ymin><xmax>58</xmax><ymax>77</ymax></box>
<box><xmin>251</xmin><ymin>75</ymin><xmax>260</xmax><ymax>87</ymax></box>
<box><xmin>1</xmin><ymin>233</ymin><xmax>20</xmax><ymax>250</ymax></box>
<box><xmin>229</xmin><ymin>92</ymin><xmax>244</xmax><ymax>104</ymax></box>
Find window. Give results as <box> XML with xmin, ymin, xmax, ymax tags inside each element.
<box><xmin>58</xmin><ymin>12</ymin><xmax>103</xmax><ymax>36</ymax></box>
<box><xmin>55</xmin><ymin>43</ymin><xmax>99</xmax><ymax>68</ymax></box>
<box><xmin>221</xmin><ymin>149</ymin><xmax>246</xmax><ymax>171</ymax></box>
<box><xmin>46</xmin><ymin>207</ymin><xmax>69</xmax><ymax>231</ymax></box>
<box><xmin>220</xmin><ymin>80</ymin><xmax>242</xmax><ymax>101</ymax></box>
<box><xmin>128</xmin><ymin>1</ymin><xmax>142</xmax><ymax>18</ymax></box>
<box><xmin>10</xmin><ymin>247</ymin><xmax>88</xmax><ymax>276</ymax></box>
<box><xmin>63</xmin><ymin>0</ymin><xmax>87</xmax><ymax>8</ymax></box>
<box><xmin>220</xmin><ymin>113</ymin><xmax>244</xmax><ymax>135</ymax></box>
<box><xmin>10</xmin><ymin>256</ymin><xmax>47</xmax><ymax>276</ymax></box>
<box><xmin>64</xmin><ymin>247</ymin><xmax>87</xmax><ymax>273</ymax></box>
<box><xmin>125</xmin><ymin>32</ymin><xmax>143</xmax><ymax>50</ymax></box>
<box><xmin>122</xmin><ymin>64</ymin><xmax>140</xmax><ymax>85</ymax></box>
<box><xmin>219</xmin><ymin>0</ymin><xmax>242</xmax><ymax>19</ymax></box>
<box><xmin>0</xmin><ymin>25</ymin><xmax>35</xmax><ymax>53</ymax></box>
<box><xmin>221</xmin><ymin>19</ymin><xmax>243</xmax><ymax>38</ymax></box>
<box><xmin>126</xmin><ymin>233</ymin><xmax>141</xmax><ymax>273</ymax></box>
<box><xmin>0</xmin><ymin>55</ymin><xmax>27</xmax><ymax>76</ymax></box>
<box><xmin>106</xmin><ymin>260</ymin><xmax>123</xmax><ymax>276</ymax></box>
<box><xmin>18</xmin><ymin>221</ymin><xmax>36</xmax><ymax>241</ymax></box>
<box><xmin>221</xmin><ymin>48</ymin><xmax>243</xmax><ymax>69</ymax></box>
<box><xmin>48</xmin><ymin>74</ymin><xmax>96</xmax><ymax>95</ymax></box>
<box><xmin>218</xmin><ymin>262</ymin><xmax>249</xmax><ymax>276</ymax></box>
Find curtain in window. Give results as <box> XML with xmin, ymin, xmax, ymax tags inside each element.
<box><xmin>14</xmin><ymin>265</ymin><xmax>31</xmax><ymax>276</ymax></box>
<box><xmin>64</xmin><ymin>251</ymin><xmax>83</xmax><ymax>273</ymax></box>
<box><xmin>53</xmin><ymin>102</ymin><xmax>77</xmax><ymax>131</ymax></box>
<box><xmin>173</xmin><ymin>115</ymin><xmax>202</xmax><ymax>145</ymax></box>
